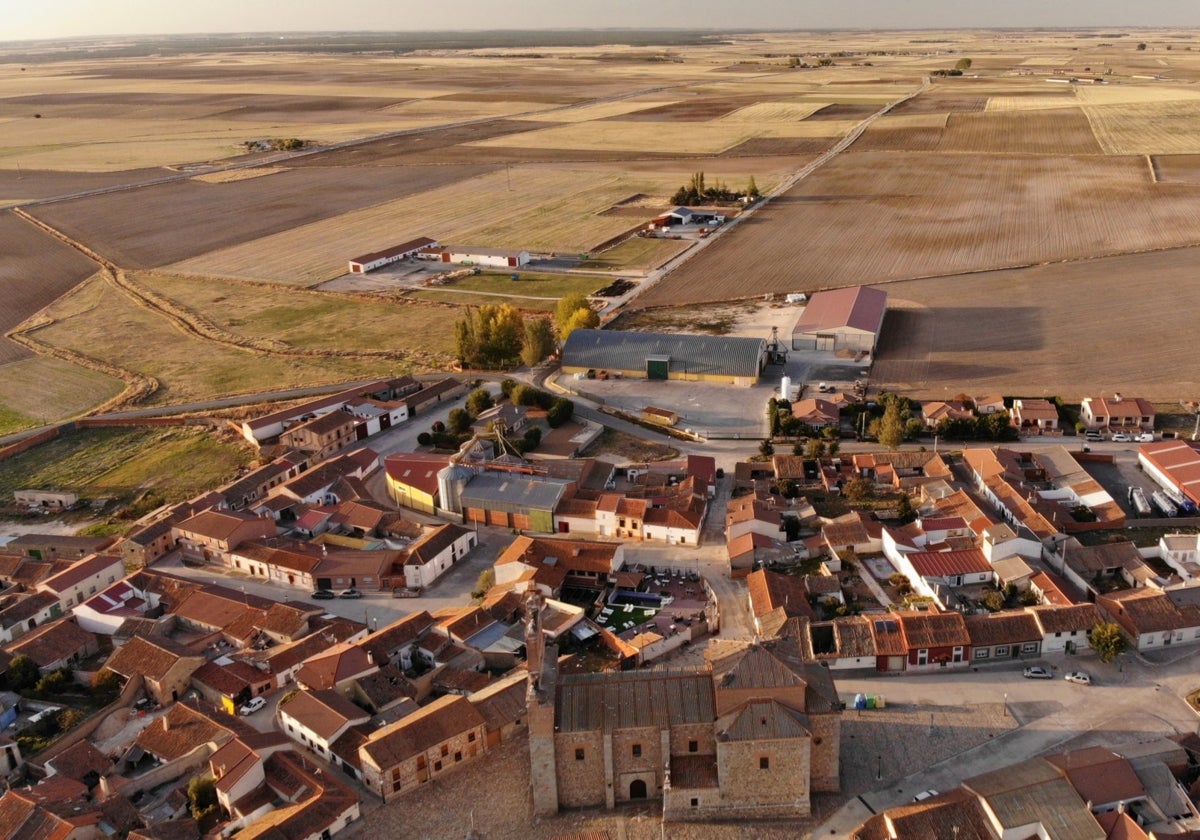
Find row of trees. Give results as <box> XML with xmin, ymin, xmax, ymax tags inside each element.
<box><xmin>454</xmin><ymin>295</ymin><xmax>598</xmax><ymax>371</ymax></box>
<box><xmin>670</xmin><ymin>171</ymin><xmax>759</xmax><ymax>206</ymax></box>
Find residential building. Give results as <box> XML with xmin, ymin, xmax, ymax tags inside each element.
<box><xmin>401</xmin><ymin>524</ymin><xmax>476</xmax><ymax>589</ymax></box>
<box><xmin>1081</xmin><ymin>394</ymin><xmax>1156</xmax><ymax>431</ymax></box>
<box><xmin>172</xmin><ymin>510</ymin><xmax>276</xmax><ymax>565</ymax></box>
<box><xmin>279</xmin><ymin>410</ymin><xmax>357</xmax><ymax>461</ymax></box>
<box><xmin>3</xmin><ymin>616</ymin><xmax>99</xmax><ymax>672</ymax></box>
<box><xmin>37</xmin><ymin>553</ymin><xmax>124</xmax><ymax>610</ymax></box>
<box><xmin>964</xmin><ymin>611</ymin><xmax>1042</xmax><ymax>662</ymax></box>
<box><xmin>102</xmin><ymin>634</ymin><xmax>206</xmax><ymax>705</ymax></box>
<box><xmin>1010</xmin><ymin>399</ymin><xmax>1060</xmax><ymax>434</ymax></box>
<box><xmin>278</xmin><ymin>689</ymin><xmax>371</xmax><ymax>760</ymax></box>
<box><xmin>382</xmin><ymin>453</ymin><xmax>450</xmax><ymax>514</ymax></box>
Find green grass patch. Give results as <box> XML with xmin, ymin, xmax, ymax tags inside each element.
<box><xmin>587</xmin><ymin>237</ymin><xmax>690</xmax><ymax>271</ymax></box>
<box><xmin>595</xmin><ymin>604</ymin><xmax>658</xmax><ymax>634</ymax></box>
<box><xmin>409</xmin><ymin>290</ymin><xmax>557</xmax><ymax>311</ymax></box>
<box><xmin>0</xmin><ymin>426</ymin><xmax>253</xmax><ymax>504</ymax></box>
<box><xmin>435</xmin><ymin>270</ymin><xmax>608</xmax><ymax>298</ymax></box>
<box><xmin>0</xmin><ymin>405</ymin><xmax>35</xmax><ymax>436</ymax></box>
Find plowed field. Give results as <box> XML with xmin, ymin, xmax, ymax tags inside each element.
<box><xmin>634</xmin><ymin>151</ymin><xmax>1200</xmax><ymax>308</ymax></box>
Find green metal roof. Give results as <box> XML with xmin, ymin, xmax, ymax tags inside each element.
<box><xmin>561</xmin><ymin>329</ymin><xmax>766</xmax><ymax>378</ymax></box>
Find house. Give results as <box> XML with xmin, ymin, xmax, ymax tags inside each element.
<box><xmin>3</xmin><ymin>534</ymin><xmax>112</xmax><ymax>562</ymax></box>
<box><xmin>279</xmin><ymin>410</ymin><xmax>358</xmax><ymax>461</ymax></box>
<box><xmin>1010</xmin><ymin>399</ymin><xmax>1060</xmax><ymax>434</ymax></box>
<box><xmin>790</xmin><ymin>285</ymin><xmax>887</xmax><ymax>356</ymax></box>
<box><xmin>382</xmin><ymin>453</ymin><xmax>450</xmax><ymax>514</ymax></box>
<box><xmin>1081</xmin><ymin>395</ymin><xmax>1155</xmax><ymax>432</ymax></box>
<box><xmin>801</xmin><ymin>616</ymin><xmax>878</xmax><ymax>670</ymax></box>
<box><xmin>191</xmin><ymin>660</ymin><xmax>274</xmax><ymax>714</ymax></box>
<box><xmin>278</xmin><ymin>689</ymin><xmax>371</xmax><ymax>761</ymax></box>
<box><xmin>172</xmin><ymin>510</ymin><xmax>276</xmax><ymax>565</ymax></box>
<box><xmin>896</xmin><ymin>608</ymin><xmax>970</xmax><ymax>671</ymax></box>
<box><xmin>1055</xmin><ymin>537</ymin><xmax>1155</xmax><ymax>598</ymax></box>
<box><xmin>964</xmin><ymin>611</ymin><xmax>1042</xmax><ymax>663</ymax></box>
<box><xmin>1139</xmin><ymin>441</ymin><xmax>1200</xmax><ymax>508</ymax></box>
<box><xmin>0</xmin><ymin>592</ymin><xmax>63</xmax><ymax>644</ymax></box>
<box><xmin>493</xmin><ymin>536</ymin><xmax>624</xmax><ymax>598</ymax></box>
<box><xmin>102</xmin><ymin>634</ymin><xmax>206</xmax><ymax>705</ymax></box>
<box><xmin>296</xmin><ymin>642</ymin><xmax>378</xmax><ymax>692</ymax></box>
<box><xmin>920</xmin><ymin>400</ymin><xmax>973</xmax><ymax>429</ymax></box>
<box><xmin>468</xmin><ymin>671</ymin><xmax>528</xmax><ymax>748</ymax></box>
<box><xmin>401</xmin><ymin>524</ymin><xmax>476</xmax><ymax>590</ymax></box>
<box><xmin>12</xmin><ymin>490</ymin><xmax>78</xmax><ymax>510</ymax></box>
<box><xmin>821</xmin><ymin>512</ymin><xmax>883</xmax><ymax>559</ymax></box>
<box><xmin>746</xmin><ymin>570</ymin><xmax>816</xmax><ymax>634</ymax></box>
<box><xmin>1027</xmin><ymin>603</ymin><xmax>1101</xmax><ymax>653</ymax></box>
<box><xmin>974</xmin><ymin>395</ymin><xmax>1006</xmax><ymax>415</ymax></box>
<box><xmin>727</xmin><ymin>532</ymin><xmax>791</xmax><ymax>577</ymax></box>
<box><xmin>895</xmin><ymin>548</ymin><xmax>993</xmax><ymax>605</ymax></box>
<box><xmin>240</xmin><ymin>379</ymin><xmax>414</xmax><ymax>444</ymax></box>
<box><xmin>37</xmin><ymin>553</ymin><xmax>124</xmax><ymax>610</ymax></box>
<box><xmin>3</xmin><ymin>616</ymin><xmax>99</xmax><ymax>672</ymax></box>
<box><xmin>961</xmin><ymin>758</ymin><xmax>1103</xmax><ymax>840</ymax></box>
<box><xmin>357</xmin><ymin>611</ymin><xmax>435</xmax><ymax>672</ymax></box>
<box><xmin>790</xmin><ymin>398</ymin><xmax>840</xmax><ymax>428</ymax></box>
<box><xmin>268</xmin><ymin>450</ymin><xmax>378</xmax><ymax>507</ymax></box>
<box><xmin>560</xmin><ymin>329</ymin><xmax>767</xmax><ymax>386</ymax></box>
<box><xmin>348</xmin><ymin>236</ymin><xmax>438</xmax><ymax>273</ymax></box>
<box><xmin>1046</xmin><ymin>747</ymin><xmax>1150</xmax><ymax>814</ymax></box>
<box><xmin>358</xmin><ymin>694</ymin><xmax>488</xmax><ymax>802</ymax></box>
<box><xmin>1097</xmin><ymin>589</ymin><xmax>1200</xmax><ymax>651</ymax></box>
<box><xmin>527</xmin><ymin>632</ymin><xmax>841</xmax><ymax>820</ymax></box>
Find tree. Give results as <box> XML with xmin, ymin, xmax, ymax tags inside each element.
<box><xmin>805</xmin><ymin>438</ymin><xmax>826</xmax><ymax>459</ymax></box>
<box><xmin>522</xmin><ymin>317</ymin><xmax>557</xmax><ymax>367</ymax></box>
<box><xmin>555</xmin><ymin>294</ymin><xmax>597</xmax><ymax>338</ymax></box>
<box><xmin>876</xmin><ymin>398</ymin><xmax>907</xmax><ymax>450</ymax></box>
<box><xmin>7</xmin><ymin>655</ymin><xmax>40</xmax><ymax>691</ymax></box>
<box><xmin>92</xmin><ymin>669</ymin><xmax>122</xmax><ymax>703</ymax></box>
<box><xmin>792</xmin><ymin>440</ymin><xmax>806</xmax><ymax>456</ymax></box>
<box><xmin>955</xmin><ymin>57</ymin><xmax>973</xmax><ymax>70</ymax></box>
<box><xmin>1089</xmin><ymin>621</ymin><xmax>1127</xmax><ymax>662</ymax></box>
<box><xmin>759</xmin><ymin>439</ymin><xmax>775</xmax><ymax>457</ymax></box>
<box><xmin>465</xmin><ymin>388</ymin><xmax>494</xmax><ymax>417</ymax></box>
<box><xmin>1136</xmin><ymin>42</ymin><xmax>1147</xmax><ymax>50</ymax></box>
<box><xmin>746</xmin><ymin>175</ymin><xmax>760</xmax><ymax>199</ymax></box>
<box><xmin>827</xmin><ymin>440</ymin><xmax>840</xmax><ymax>456</ymax></box>
<box><xmin>843</xmin><ymin>477</ymin><xmax>875</xmax><ymax>502</ymax></box>
<box><xmin>470</xmin><ymin>568</ymin><xmax>495</xmax><ymax>601</ymax></box>
<box><xmin>188</xmin><ymin>776</ymin><xmax>218</xmax><ymax>822</ymax></box>
<box><xmin>547</xmin><ymin>397</ymin><xmax>574</xmax><ymax>428</ymax></box>
<box><xmin>783</xmin><ymin>516</ymin><xmax>801</xmax><ymax>542</ymax></box>
<box><xmin>560</xmin><ymin>307</ymin><xmax>599</xmax><ymax>342</ymax></box>
<box><xmin>447</xmin><ymin>407</ymin><xmax>472</xmax><ymax>434</ymax></box>
<box><xmin>895</xmin><ymin>493</ymin><xmax>917</xmax><ymax>525</ymax></box>
<box><xmin>417</xmin><ymin>432</ymin><xmax>433</xmax><ymax>447</ymax></box>
<box><xmin>500</xmin><ymin>378</ymin><xmax>519</xmax><ymax>399</ymax></box>
<box><xmin>980</xmin><ymin>590</ymin><xmax>1005</xmax><ymax>612</ymax></box>
<box><xmin>455</xmin><ymin>304</ymin><xmax>526</xmax><ymax>369</ymax></box>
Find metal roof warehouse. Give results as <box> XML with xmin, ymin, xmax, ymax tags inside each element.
<box><xmin>560</xmin><ymin>329</ymin><xmax>767</xmax><ymax>385</ymax></box>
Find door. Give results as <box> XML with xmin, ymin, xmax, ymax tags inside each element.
<box><xmin>630</xmin><ymin>779</ymin><xmax>648</xmax><ymax>799</ymax></box>
<box><xmin>646</xmin><ymin>358</ymin><xmax>669</xmax><ymax>380</ymax></box>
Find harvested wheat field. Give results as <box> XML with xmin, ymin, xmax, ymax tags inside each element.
<box><xmin>29</xmin><ymin>275</ymin><xmax>408</xmax><ymax>406</ymax></box>
<box><xmin>28</xmin><ymin>163</ymin><xmax>493</xmax><ymax>268</ymax></box>
<box><xmin>871</xmin><ymin>246</ymin><xmax>1200</xmax><ymax>401</ymax></box>
<box><xmin>0</xmin><ymin>356</ymin><xmax>123</xmax><ymax>426</ymax></box>
<box><xmin>0</xmin><ymin>209</ymin><xmax>98</xmax><ymax>364</ymax></box>
<box><xmin>635</xmin><ymin>150</ymin><xmax>1200</xmax><ymax>308</ymax></box>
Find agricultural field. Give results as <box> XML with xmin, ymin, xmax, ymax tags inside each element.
<box><xmin>0</xmin><ymin>210</ymin><xmax>98</xmax><ymax>364</ymax></box>
<box><xmin>871</xmin><ymin>245</ymin><xmax>1200</xmax><ymax>401</ymax></box>
<box><xmin>636</xmin><ymin>148</ymin><xmax>1200</xmax><ymax>308</ymax></box>
<box><xmin>0</xmin><ymin>357</ymin><xmax>123</xmax><ymax>431</ymax></box>
<box><xmin>0</xmin><ymin>426</ymin><xmax>253</xmax><ymax>504</ymax></box>
<box><xmin>29</xmin><ymin>275</ymin><xmax>409</xmax><ymax>407</ymax></box>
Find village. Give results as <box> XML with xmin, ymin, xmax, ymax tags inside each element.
<box><xmin>0</xmin><ymin>272</ymin><xmax>1198</xmax><ymax>840</ymax></box>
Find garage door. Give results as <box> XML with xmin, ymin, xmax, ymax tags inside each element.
<box><xmin>646</xmin><ymin>356</ymin><xmax>669</xmax><ymax>380</ymax></box>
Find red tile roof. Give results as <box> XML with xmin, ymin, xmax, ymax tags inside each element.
<box><xmin>907</xmin><ymin>549</ymin><xmax>992</xmax><ymax>579</ymax></box>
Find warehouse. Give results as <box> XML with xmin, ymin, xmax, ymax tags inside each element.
<box><xmin>1138</xmin><ymin>440</ymin><xmax>1200</xmax><ymax>506</ymax></box>
<box><xmin>438</xmin><ymin>246</ymin><xmax>530</xmax><ymax>268</ymax></box>
<box><xmin>791</xmin><ymin>285</ymin><xmax>887</xmax><ymax>355</ymax></box>
<box><xmin>347</xmin><ymin>236</ymin><xmax>438</xmax><ymax>273</ymax></box>
<box><xmin>561</xmin><ymin>329</ymin><xmax>767</xmax><ymax>386</ymax></box>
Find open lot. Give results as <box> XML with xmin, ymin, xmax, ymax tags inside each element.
<box><xmin>0</xmin><ymin>426</ymin><xmax>252</xmax><ymax>504</ymax></box>
<box><xmin>0</xmin><ymin>357</ymin><xmax>123</xmax><ymax>430</ymax></box>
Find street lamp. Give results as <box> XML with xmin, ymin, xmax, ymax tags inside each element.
<box><xmin>1003</xmin><ymin>692</ymin><xmax>1008</xmax><ymax>717</ymax></box>
<box><xmin>876</xmin><ymin>754</ymin><xmax>882</xmax><ymax>781</ymax></box>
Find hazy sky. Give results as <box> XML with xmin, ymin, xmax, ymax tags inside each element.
<box><xmin>7</xmin><ymin>0</ymin><xmax>1200</xmax><ymax>41</ymax></box>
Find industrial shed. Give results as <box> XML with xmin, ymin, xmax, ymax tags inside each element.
<box><xmin>561</xmin><ymin>329</ymin><xmax>767</xmax><ymax>386</ymax></box>
<box><xmin>348</xmin><ymin>236</ymin><xmax>438</xmax><ymax>273</ymax></box>
<box><xmin>791</xmin><ymin>285</ymin><xmax>887</xmax><ymax>355</ymax></box>
<box><xmin>438</xmin><ymin>246</ymin><xmax>530</xmax><ymax>268</ymax></box>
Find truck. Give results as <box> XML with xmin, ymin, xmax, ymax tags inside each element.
<box><xmin>1128</xmin><ymin>486</ymin><xmax>1152</xmax><ymax>517</ymax></box>
<box><xmin>1162</xmin><ymin>486</ymin><xmax>1199</xmax><ymax>516</ymax></box>
<box><xmin>1151</xmin><ymin>490</ymin><xmax>1179</xmax><ymax>517</ymax></box>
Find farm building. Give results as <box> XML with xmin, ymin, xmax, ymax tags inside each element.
<box><xmin>1139</xmin><ymin>441</ymin><xmax>1200</xmax><ymax>507</ymax></box>
<box><xmin>649</xmin><ymin>206</ymin><xmax>726</xmax><ymax>229</ymax></box>
<box><xmin>348</xmin><ymin>236</ymin><xmax>438</xmax><ymax>273</ymax></box>
<box><xmin>561</xmin><ymin>329</ymin><xmax>767</xmax><ymax>386</ymax></box>
<box><xmin>437</xmin><ymin>246</ymin><xmax>530</xmax><ymax>268</ymax></box>
<box><xmin>790</xmin><ymin>285</ymin><xmax>887</xmax><ymax>355</ymax></box>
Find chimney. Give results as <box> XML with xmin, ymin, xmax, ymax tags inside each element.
<box><xmin>1113</xmin><ymin>393</ymin><xmax>1122</xmax><ymax>403</ymax></box>
<box><xmin>162</xmin><ymin>714</ymin><xmax>171</xmax><ymax>731</ymax></box>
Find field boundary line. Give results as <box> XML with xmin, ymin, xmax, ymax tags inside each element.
<box><xmin>1147</xmin><ymin>154</ymin><xmax>1160</xmax><ymax>183</ymax></box>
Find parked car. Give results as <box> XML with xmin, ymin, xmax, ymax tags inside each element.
<box><xmin>1064</xmin><ymin>671</ymin><xmax>1092</xmax><ymax>685</ymax></box>
<box><xmin>913</xmin><ymin>790</ymin><xmax>939</xmax><ymax>802</ymax></box>
<box><xmin>1084</xmin><ymin>431</ymin><xmax>1104</xmax><ymax>442</ymax></box>
<box><xmin>311</xmin><ymin>589</ymin><xmax>335</xmax><ymax>600</ymax></box>
<box><xmin>339</xmin><ymin>588</ymin><xmax>363</xmax><ymax>599</ymax></box>
<box><xmin>1111</xmin><ymin>433</ymin><xmax>1132</xmax><ymax>443</ymax></box>
<box><xmin>1023</xmin><ymin>666</ymin><xmax>1053</xmax><ymax>679</ymax></box>
<box><xmin>238</xmin><ymin>697</ymin><xmax>266</xmax><ymax>716</ymax></box>
<box><xmin>1136</xmin><ymin>433</ymin><xmax>1155</xmax><ymax>443</ymax></box>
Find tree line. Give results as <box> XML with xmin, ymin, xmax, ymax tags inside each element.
<box><xmin>454</xmin><ymin>293</ymin><xmax>598</xmax><ymax>370</ymax></box>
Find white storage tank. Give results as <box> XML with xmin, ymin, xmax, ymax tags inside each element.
<box><xmin>780</xmin><ymin>376</ymin><xmax>792</xmax><ymax>401</ymax></box>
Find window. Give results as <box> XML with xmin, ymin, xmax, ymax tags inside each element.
<box><xmin>468</xmin><ymin>732</ymin><xmax>476</xmax><ymax>743</ymax></box>
<box><xmin>632</xmin><ymin>744</ymin><xmax>642</xmax><ymax>758</ymax></box>
<box><xmin>690</xmin><ymin>798</ymin><xmax>699</xmax><ymax>808</ymax></box>
<box><xmin>974</xmin><ymin>648</ymin><xmax>990</xmax><ymax>660</ymax></box>
<box><xmin>995</xmin><ymin>646</ymin><xmax>1009</xmax><ymax>657</ymax></box>
<box><xmin>1054</xmin><ymin>631</ymin><xmax>1062</xmax><ymax>637</ymax></box>
<box><xmin>575</xmin><ymin>748</ymin><xmax>585</xmax><ymax>761</ymax></box>
<box><xmin>1021</xmin><ymin>643</ymin><xmax>1038</xmax><ymax>653</ymax></box>
<box><xmin>759</xmin><ymin>757</ymin><xmax>770</xmax><ymax>770</ymax></box>
<box><xmin>688</xmin><ymin>740</ymin><xmax>698</xmax><ymax>753</ymax></box>
<box><xmin>434</xmin><ymin>761</ymin><xmax>442</xmax><ymax>772</ymax></box>
<box><xmin>440</xmin><ymin>744</ymin><xmax>449</xmax><ymax>757</ymax></box>
<box><xmin>455</xmin><ymin>752</ymin><xmax>462</xmax><ymax>762</ymax></box>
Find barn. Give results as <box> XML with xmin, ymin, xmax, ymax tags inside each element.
<box><xmin>561</xmin><ymin>329</ymin><xmax>767</xmax><ymax>386</ymax></box>
<box><xmin>438</xmin><ymin>246</ymin><xmax>531</xmax><ymax>268</ymax></box>
<box><xmin>790</xmin><ymin>285</ymin><xmax>887</xmax><ymax>355</ymax></box>
<box><xmin>348</xmin><ymin>236</ymin><xmax>438</xmax><ymax>273</ymax></box>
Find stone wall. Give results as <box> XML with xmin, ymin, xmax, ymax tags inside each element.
<box><xmin>553</xmin><ymin>730</ymin><xmax>605</xmax><ymax>808</ymax></box>
<box><xmin>714</xmin><ymin>736</ymin><xmax>810</xmax><ymax>817</ymax></box>
<box><xmin>610</xmin><ymin>726</ymin><xmax>664</xmax><ymax>802</ymax></box>
<box><xmin>809</xmin><ymin>712</ymin><xmax>841</xmax><ymax>793</ymax></box>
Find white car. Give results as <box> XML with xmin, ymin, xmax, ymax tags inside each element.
<box><xmin>238</xmin><ymin>696</ymin><xmax>267</xmax><ymax>716</ymax></box>
<box><xmin>1064</xmin><ymin>671</ymin><xmax>1092</xmax><ymax>685</ymax></box>
<box><xmin>1084</xmin><ymin>431</ymin><xmax>1104</xmax><ymax>442</ymax></box>
<box><xmin>1110</xmin><ymin>433</ymin><xmax>1132</xmax><ymax>443</ymax></box>
<box><xmin>1136</xmin><ymin>433</ymin><xmax>1155</xmax><ymax>443</ymax></box>
<box><xmin>1023</xmin><ymin>666</ymin><xmax>1053</xmax><ymax>679</ymax></box>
